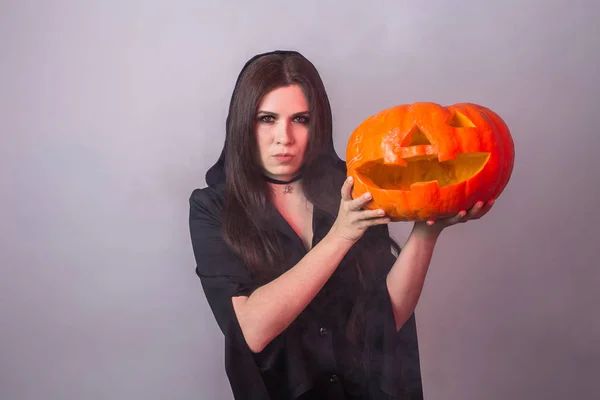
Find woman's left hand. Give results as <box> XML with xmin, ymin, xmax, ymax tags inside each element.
<box><xmin>414</xmin><ymin>199</ymin><xmax>496</xmax><ymax>233</ymax></box>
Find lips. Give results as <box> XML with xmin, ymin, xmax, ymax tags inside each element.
<box><xmin>273</xmin><ymin>154</ymin><xmax>295</xmax><ymax>162</ymax></box>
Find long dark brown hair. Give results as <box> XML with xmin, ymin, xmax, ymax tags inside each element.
<box><xmin>220</xmin><ymin>51</ymin><xmax>400</xmax><ymax>345</ymax></box>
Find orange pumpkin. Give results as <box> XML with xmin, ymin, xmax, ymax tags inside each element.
<box><xmin>345</xmin><ymin>102</ymin><xmax>515</xmax><ymax>221</ymax></box>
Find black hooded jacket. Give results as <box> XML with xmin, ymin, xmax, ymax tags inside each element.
<box><xmin>188</xmin><ymin>50</ymin><xmax>423</xmax><ymax>400</ymax></box>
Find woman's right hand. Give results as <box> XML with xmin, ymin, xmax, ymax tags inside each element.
<box><xmin>329</xmin><ymin>176</ymin><xmax>391</xmax><ymax>243</ymax></box>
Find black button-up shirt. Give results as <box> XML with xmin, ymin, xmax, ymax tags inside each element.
<box><xmin>189</xmin><ymin>182</ymin><xmax>423</xmax><ymax>399</ymax></box>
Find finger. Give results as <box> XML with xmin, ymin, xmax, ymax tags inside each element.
<box><xmin>467</xmin><ymin>200</ymin><xmax>486</xmax><ymax>219</ymax></box>
<box><xmin>357</xmin><ymin>208</ymin><xmax>385</xmax><ymax>221</ymax></box>
<box><xmin>340</xmin><ymin>176</ymin><xmax>354</xmax><ymax>202</ymax></box>
<box><xmin>477</xmin><ymin>198</ymin><xmax>495</xmax><ymax>218</ymax></box>
<box><xmin>359</xmin><ymin>216</ymin><xmax>391</xmax><ymax>228</ymax></box>
<box><xmin>446</xmin><ymin>210</ymin><xmax>468</xmax><ymax>225</ymax></box>
<box><xmin>348</xmin><ymin>191</ymin><xmax>372</xmax><ymax>211</ymax></box>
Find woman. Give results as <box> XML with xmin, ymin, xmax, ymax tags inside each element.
<box><xmin>188</xmin><ymin>50</ymin><xmax>493</xmax><ymax>400</ymax></box>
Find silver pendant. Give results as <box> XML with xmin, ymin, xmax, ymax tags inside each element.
<box><xmin>283</xmin><ymin>185</ymin><xmax>292</xmax><ymax>194</ymax></box>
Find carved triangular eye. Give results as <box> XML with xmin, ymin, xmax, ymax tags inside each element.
<box><xmin>401</xmin><ymin>125</ymin><xmax>432</xmax><ymax>147</ymax></box>
<box><xmin>448</xmin><ymin>111</ymin><xmax>476</xmax><ymax>128</ymax></box>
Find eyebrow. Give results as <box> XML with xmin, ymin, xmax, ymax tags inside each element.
<box><xmin>256</xmin><ymin>110</ymin><xmax>310</xmax><ymax>117</ymax></box>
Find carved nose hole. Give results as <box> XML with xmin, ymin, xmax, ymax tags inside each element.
<box><xmin>400</xmin><ymin>125</ymin><xmax>431</xmax><ymax>147</ymax></box>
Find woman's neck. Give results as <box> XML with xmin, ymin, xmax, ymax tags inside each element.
<box><xmin>263</xmin><ymin>173</ymin><xmax>303</xmax><ymax>197</ymax></box>
<box><xmin>267</xmin><ymin>180</ymin><xmax>304</xmax><ymax>200</ymax></box>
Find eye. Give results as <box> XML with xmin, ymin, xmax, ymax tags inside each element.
<box><xmin>448</xmin><ymin>111</ymin><xmax>475</xmax><ymax>128</ymax></box>
<box><xmin>293</xmin><ymin>115</ymin><xmax>310</xmax><ymax>124</ymax></box>
<box><xmin>257</xmin><ymin>115</ymin><xmax>275</xmax><ymax>123</ymax></box>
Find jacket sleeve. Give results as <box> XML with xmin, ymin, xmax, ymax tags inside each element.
<box><xmin>188</xmin><ymin>187</ymin><xmax>258</xmax><ymax>337</ymax></box>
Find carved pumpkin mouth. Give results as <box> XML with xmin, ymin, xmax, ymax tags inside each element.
<box><xmin>355</xmin><ymin>152</ymin><xmax>490</xmax><ymax>191</ymax></box>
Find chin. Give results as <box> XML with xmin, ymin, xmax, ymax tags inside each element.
<box><xmin>265</xmin><ymin>165</ymin><xmax>301</xmax><ymax>178</ymax></box>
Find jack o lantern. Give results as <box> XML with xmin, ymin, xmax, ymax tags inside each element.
<box><xmin>346</xmin><ymin>102</ymin><xmax>515</xmax><ymax>221</ymax></box>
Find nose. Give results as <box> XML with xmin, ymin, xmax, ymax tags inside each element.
<box><xmin>274</xmin><ymin>120</ymin><xmax>294</xmax><ymax>145</ymax></box>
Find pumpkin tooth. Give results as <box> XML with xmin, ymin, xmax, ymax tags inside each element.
<box><xmin>436</xmin><ymin>151</ymin><xmax>457</xmax><ymax>162</ymax></box>
<box><xmin>409</xmin><ymin>180</ymin><xmax>440</xmax><ymax>192</ymax></box>
<box><xmin>398</xmin><ymin>145</ymin><xmax>436</xmax><ymax>160</ymax></box>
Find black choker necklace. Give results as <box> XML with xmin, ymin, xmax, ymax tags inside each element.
<box><xmin>263</xmin><ymin>174</ymin><xmax>302</xmax><ymax>194</ymax></box>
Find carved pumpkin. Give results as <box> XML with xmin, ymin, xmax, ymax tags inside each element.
<box><xmin>346</xmin><ymin>102</ymin><xmax>515</xmax><ymax>221</ymax></box>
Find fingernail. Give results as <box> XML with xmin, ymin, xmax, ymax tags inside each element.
<box><xmin>378</xmin><ymin>209</ymin><xmax>385</xmax><ymax>216</ymax></box>
<box><xmin>459</xmin><ymin>210</ymin><xmax>467</xmax><ymax>217</ymax></box>
<box><xmin>364</xmin><ymin>192</ymin><xmax>372</xmax><ymax>199</ymax></box>
<box><xmin>477</xmin><ymin>201</ymin><xmax>484</xmax><ymax>208</ymax></box>
<box><xmin>489</xmin><ymin>199</ymin><xmax>495</xmax><ymax>205</ymax></box>
<box><xmin>427</xmin><ymin>220</ymin><xmax>435</xmax><ymax>225</ymax></box>
<box><xmin>347</xmin><ymin>176</ymin><xmax>353</xmax><ymax>182</ymax></box>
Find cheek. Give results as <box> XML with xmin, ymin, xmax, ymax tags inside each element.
<box><xmin>255</xmin><ymin>126</ymin><xmax>272</xmax><ymax>155</ymax></box>
<box><xmin>295</xmin><ymin>127</ymin><xmax>309</xmax><ymax>152</ymax></box>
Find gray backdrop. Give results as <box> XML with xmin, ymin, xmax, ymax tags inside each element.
<box><xmin>1</xmin><ymin>0</ymin><xmax>599</xmax><ymax>399</ymax></box>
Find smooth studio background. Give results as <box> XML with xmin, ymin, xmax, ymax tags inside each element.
<box><xmin>1</xmin><ymin>1</ymin><xmax>599</xmax><ymax>399</ymax></box>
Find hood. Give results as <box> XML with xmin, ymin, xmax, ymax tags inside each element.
<box><xmin>204</xmin><ymin>49</ymin><xmax>344</xmax><ymax>188</ymax></box>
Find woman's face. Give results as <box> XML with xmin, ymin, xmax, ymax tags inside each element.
<box><xmin>255</xmin><ymin>84</ymin><xmax>310</xmax><ymax>181</ymax></box>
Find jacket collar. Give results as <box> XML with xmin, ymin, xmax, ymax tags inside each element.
<box><xmin>210</xmin><ymin>181</ymin><xmax>332</xmax><ymax>247</ymax></box>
